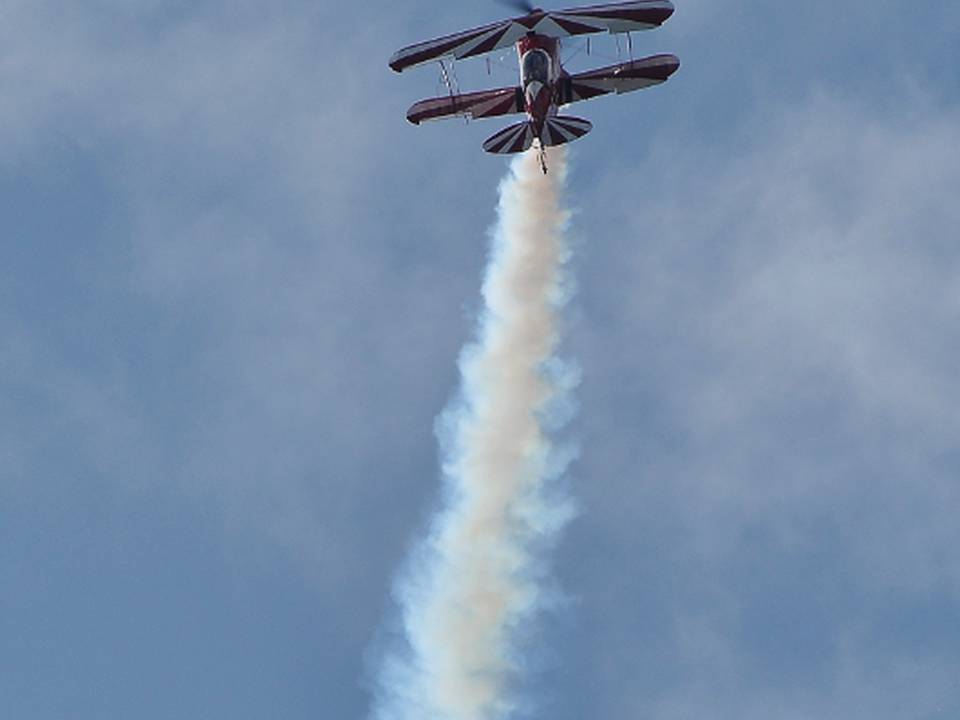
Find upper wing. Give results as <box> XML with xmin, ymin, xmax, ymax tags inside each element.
<box><xmin>407</xmin><ymin>86</ymin><xmax>525</xmax><ymax>125</ymax></box>
<box><xmin>390</xmin><ymin>17</ymin><xmax>516</xmax><ymax>73</ymax></box>
<box><xmin>389</xmin><ymin>1</ymin><xmax>674</xmax><ymax>73</ymax></box>
<box><xmin>560</xmin><ymin>53</ymin><xmax>679</xmax><ymax>105</ymax></box>
<box><xmin>546</xmin><ymin>1</ymin><xmax>675</xmax><ymax>35</ymax></box>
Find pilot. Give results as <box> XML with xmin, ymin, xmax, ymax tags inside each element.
<box><xmin>521</xmin><ymin>48</ymin><xmax>551</xmax><ymax>111</ymax></box>
<box><xmin>521</xmin><ymin>49</ymin><xmax>550</xmax><ymax>87</ymax></box>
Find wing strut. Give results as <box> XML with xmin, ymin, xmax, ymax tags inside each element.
<box><xmin>438</xmin><ymin>59</ymin><xmax>459</xmax><ymax>99</ymax></box>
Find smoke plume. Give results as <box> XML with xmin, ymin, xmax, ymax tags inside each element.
<box><xmin>374</xmin><ymin>146</ymin><xmax>576</xmax><ymax>720</ymax></box>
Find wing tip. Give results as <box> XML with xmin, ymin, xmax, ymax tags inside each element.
<box><xmin>389</xmin><ymin>47</ymin><xmax>413</xmax><ymax>73</ymax></box>
<box><xmin>657</xmin><ymin>2</ymin><xmax>676</xmax><ymax>25</ymax></box>
<box><xmin>657</xmin><ymin>52</ymin><xmax>681</xmax><ymax>77</ymax></box>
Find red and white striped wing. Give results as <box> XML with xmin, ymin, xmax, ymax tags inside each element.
<box><xmin>390</xmin><ymin>17</ymin><xmax>518</xmax><ymax>73</ymax></box>
<box><xmin>407</xmin><ymin>87</ymin><xmax>524</xmax><ymax>125</ymax></box>
<box><xmin>561</xmin><ymin>53</ymin><xmax>680</xmax><ymax>105</ymax></box>
<box><xmin>482</xmin><ymin>121</ymin><xmax>536</xmax><ymax>154</ymax></box>
<box><xmin>540</xmin><ymin>115</ymin><xmax>593</xmax><ymax>147</ymax></box>
<box><xmin>547</xmin><ymin>0</ymin><xmax>675</xmax><ymax>36</ymax></box>
<box><xmin>389</xmin><ymin>1</ymin><xmax>674</xmax><ymax>73</ymax></box>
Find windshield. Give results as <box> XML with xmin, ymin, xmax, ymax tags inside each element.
<box><xmin>521</xmin><ymin>49</ymin><xmax>549</xmax><ymax>85</ymax></box>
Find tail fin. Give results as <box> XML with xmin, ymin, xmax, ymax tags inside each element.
<box><xmin>540</xmin><ymin>115</ymin><xmax>592</xmax><ymax>147</ymax></box>
<box><xmin>482</xmin><ymin>121</ymin><xmax>535</xmax><ymax>154</ymax></box>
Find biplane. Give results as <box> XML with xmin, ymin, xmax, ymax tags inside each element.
<box><xmin>389</xmin><ymin>1</ymin><xmax>680</xmax><ymax>172</ymax></box>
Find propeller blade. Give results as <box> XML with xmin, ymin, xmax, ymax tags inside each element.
<box><xmin>495</xmin><ymin>0</ymin><xmax>538</xmax><ymax>15</ymax></box>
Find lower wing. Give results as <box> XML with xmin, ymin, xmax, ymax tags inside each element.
<box><xmin>560</xmin><ymin>53</ymin><xmax>680</xmax><ymax>105</ymax></box>
<box><xmin>406</xmin><ymin>86</ymin><xmax>524</xmax><ymax>125</ymax></box>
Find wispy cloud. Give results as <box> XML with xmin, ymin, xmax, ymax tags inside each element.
<box><xmin>560</xmin><ymin>91</ymin><xmax>960</xmax><ymax>718</ymax></box>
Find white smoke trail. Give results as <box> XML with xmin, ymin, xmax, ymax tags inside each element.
<box><xmin>373</xmin><ymin>146</ymin><xmax>576</xmax><ymax>720</ymax></box>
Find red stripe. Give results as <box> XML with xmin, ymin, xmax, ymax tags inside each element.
<box><xmin>551</xmin><ymin>16</ymin><xmax>605</xmax><ymax>35</ymax></box>
<box><xmin>569</xmin><ymin>82</ymin><xmax>609</xmax><ymax>100</ymax></box>
<box><xmin>560</xmin><ymin>7</ymin><xmax>673</xmax><ymax>24</ymax></box>
<box><xmin>461</xmin><ymin>25</ymin><xmax>512</xmax><ymax>59</ymax></box>
<box><xmin>390</xmin><ymin>23</ymin><xmax>503</xmax><ymax>71</ymax></box>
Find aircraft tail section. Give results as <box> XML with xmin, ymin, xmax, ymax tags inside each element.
<box><xmin>540</xmin><ymin>115</ymin><xmax>593</xmax><ymax>147</ymax></box>
<box><xmin>482</xmin><ymin>121</ymin><xmax>536</xmax><ymax>154</ymax></box>
<box><xmin>483</xmin><ymin>116</ymin><xmax>593</xmax><ymax>155</ymax></box>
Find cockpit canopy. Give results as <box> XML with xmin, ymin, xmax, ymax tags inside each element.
<box><xmin>521</xmin><ymin>49</ymin><xmax>550</xmax><ymax>86</ymax></box>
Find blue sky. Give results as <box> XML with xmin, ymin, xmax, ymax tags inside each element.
<box><xmin>2</xmin><ymin>1</ymin><xmax>959</xmax><ymax>718</ymax></box>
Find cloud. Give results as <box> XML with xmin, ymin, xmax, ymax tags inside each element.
<box><xmin>0</xmin><ymin>0</ymin><xmax>466</xmax><ymax>587</ymax></box>
<box><xmin>3</xmin><ymin>1</ymin><xmax>958</xmax><ymax>716</ymax></box>
<box><xmin>551</xmin><ymin>90</ymin><xmax>960</xmax><ymax>718</ymax></box>
<box><xmin>0</xmin><ymin>308</ymin><xmax>155</xmax><ymax>503</ymax></box>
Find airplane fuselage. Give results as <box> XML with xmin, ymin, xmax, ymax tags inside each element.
<box><xmin>391</xmin><ymin>2</ymin><xmax>680</xmax><ymax>168</ymax></box>
<box><xmin>516</xmin><ymin>34</ymin><xmax>564</xmax><ymax>142</ymax></box>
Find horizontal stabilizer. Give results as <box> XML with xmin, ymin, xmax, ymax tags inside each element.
<box><xmin>540</xmin><ymin>115</ymin><xmax>593</xmax><ymax>147</ymax></box>
<box><xmin>483</xmin><ymin>120</ymin><xmax>536</xmax><ymax>154</ymax></box>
